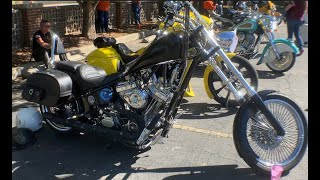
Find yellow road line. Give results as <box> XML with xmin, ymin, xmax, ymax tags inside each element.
<box><xmin>173</xmin><ymin>124</ymin><xmax>233</xmax><ymax>139</ymax></box>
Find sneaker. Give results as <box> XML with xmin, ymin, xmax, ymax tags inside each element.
<box><xmin>297</xmin><ymin>49</ymin><xmax>304</xmax><ymax>56</ymax></box>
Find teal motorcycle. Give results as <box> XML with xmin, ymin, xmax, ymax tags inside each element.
<box><xmin>214</xmin><ymin>12</ymin><xmax>299</xmax><ymax>73</ymax></box>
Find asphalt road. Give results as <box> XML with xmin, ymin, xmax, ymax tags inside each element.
<box><xmin>12</xmin><ymin>22</ymin><xmax>308</xmax><ymax>180</ymax></box>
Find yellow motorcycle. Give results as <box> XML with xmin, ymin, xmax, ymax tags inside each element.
<box><xmin>258</xmin><ymin>1</ymin><xmax>282</xmax><ymax>25</ymax></box>
<box><xmin>86</xmin><ymin>11</ymin><xmax>259</xmax><ymax>107</ymax></box>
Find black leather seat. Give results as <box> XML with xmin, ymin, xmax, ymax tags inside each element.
<box><xmin>75</xmin><ymin>64</ymin><xmax>108</xmax><ymax>90</ymax></box>
<box><xmin>55</xmin><ymin>61</ymin><xmax>84</xmax><ymax>85</ymax></box>
<box><xmin>55</xmin><ymin>61</ymin><xmax>120</xmax><ymax>91</ymax></box>
<box><xmin>113</xmin><ymin>43</ymin><xmax>139</xmax><ymax>64</ymax></box>
<box><xmin>55</xmin><ymin>61</ymin><xmax>83</xmax><ymax>73</ymax></box>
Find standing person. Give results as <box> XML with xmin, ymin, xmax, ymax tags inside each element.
<box><xmin>132</xmin><ymin>0</ymin><xmax>142</xmax><ymax>29</ymax></box>
<box><xmin>96</xmin><ymin>0</ymin><xmax>111</xmax><ymax>33</ymax></box>
<box><xmin>285</xmin><ymin>0</ymin><xmax>308</xmax><ymax>56</ymax></box>
<box><xmin>32</xmin><ymin>20</ymin><xmax>52</xmax><ymax>68</ymax></box>
<box><xmin>216</xmin><ymin>1</ymin><xmax>223</xmax><ymax>15</ymax></box>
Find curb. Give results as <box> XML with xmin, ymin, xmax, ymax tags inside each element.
<box><xmin>12</xmin><ymin>29</ymin><xmax>156</xmax><ymax>81</ymax></box>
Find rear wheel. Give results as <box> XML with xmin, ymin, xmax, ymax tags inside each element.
<box><xmin>207</xmin><ymin>55</ymin><xmax>259</xmax><ymax>107</ymax></box>
<box><xmin>233</xmin><ymin>93</ymin><xmax>308</xmax><ymax>175</ymax></box>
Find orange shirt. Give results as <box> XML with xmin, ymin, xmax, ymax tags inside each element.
<box><xmin>97</xmin><ymin>0</ymin><xmax>111</xmax><ymax>12</ymax></box>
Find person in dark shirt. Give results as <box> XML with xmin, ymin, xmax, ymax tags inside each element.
<box><xmin>285</xmin><ymin>0</ymin><xmax>308</xmax><ymax>56</ymax></box>
<box><xmin>32</xmin><ymin>20</ymin><xmax>52</xmax><ymax>68</ymax></box>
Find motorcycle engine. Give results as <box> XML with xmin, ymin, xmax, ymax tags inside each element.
<box><xmin>116</xmin><ymin>81</ymin><xmax>148</xmax><ymax>109</ymax></box>
<box><xmin>116</xmin><ymin>79</ymin><xmax>172</xmax><ymax>110</ymax></box>
<box><xmin>236</xmin><ymin>32</ymin><xmax>256</xmax><ymax>53</ymax></box>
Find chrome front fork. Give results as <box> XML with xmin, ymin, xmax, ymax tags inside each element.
<box><xmin>208</xmin><ymin>57</ymin><xmax>245</xmax><ymax>103</ymax></box>
<box><xmin>188</xmin><ymin>4</ymin><xmax>258</xmax><ymax>104</ymax></box>
<box><xmin>208</xmin><ymin>48</ymin><xmax>257</xmax><ymax>104</ymax></box>
<box><xmin>266</xmin><ymin>31</ymin><xmax>281</xmax><ymax>59</ymax></box>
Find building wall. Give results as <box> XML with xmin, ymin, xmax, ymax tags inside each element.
<box><xmin>12</xmin><ymin>1</ymin><xmax>159</xmax><ymax>49</ymax></box>
<box><xmin>12</xmin><ymin>9</ymin><xmax>24</xmax><ymax>49</ymax></box>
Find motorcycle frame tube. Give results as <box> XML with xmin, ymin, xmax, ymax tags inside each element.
<box><xmin>253</xmin><ymin>33</ymin><xmax>263</xmax><ymax>54</ymax></box>
<box><xmin>177</xmin><ymin>3</ymin><xmax>190</xmax><ymax>91</ymax></box>
<box><xmin>164</xmin><ymin>51</ymin><xmax>203</xmax><ymax>121</ymax></box>
<box><xmin>163</xmin><ymin>4</ymin><xmax>209</xmax><ymax>123</ymax></box>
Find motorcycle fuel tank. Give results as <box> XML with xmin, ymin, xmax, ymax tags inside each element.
<box><xmin>87</xmin><ymin>47</ymin><xmax>121</xmax><ymax>75</ymax></box>
<box><xmin>127</xmin><ymin>32</ymin><xmax>184</xmax><ymax>73</ymax></box>
<box><xmin>235</xmin><ymin>19</ymin><xmax>258</xmax><ymax>33</ymax></box>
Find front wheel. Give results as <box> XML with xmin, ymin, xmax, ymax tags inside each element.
<box><xmin>266</xmin><ymin>52</ymin><xmax>296</xmax><ymax>73</ymax></box>
<box><xmin>206</xmin><ymin>55</ymin><xmax>259</xmax><ymax>107</ymax></box>
<box><xmin>233</xmin><ymin>93</ymin><xmax>308</xmax><ymax>175</ymax></box>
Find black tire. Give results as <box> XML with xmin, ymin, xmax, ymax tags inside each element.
<box><xmin>266</xmin><ymin>52</ymin><xmax>296</xmax><ymax>73</ymax></box>
<box><xmin>207</xmin><ymin>55</ymin><xmax>259</xmax><ymax>107</ymax></box>
<box><xmin>233</xmin><ymin>93</ymin><xmax>308</xmax><ymax>176</ymax></box>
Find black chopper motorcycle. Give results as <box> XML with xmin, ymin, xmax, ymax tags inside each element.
<box><xmin>22</xmin><ymin>1</ymin><xmax>307</xmax><ymax>176</ymax></box>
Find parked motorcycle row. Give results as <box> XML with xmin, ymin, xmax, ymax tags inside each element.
<box><xmin>206</xmin><ymin>1</ymin><xmax>300</xmax><ymax>73</ymax></box>
<box><xmin>20</xmin><ymin>1</ymin><xmax>307</xmax><ymax>177</ymax></box>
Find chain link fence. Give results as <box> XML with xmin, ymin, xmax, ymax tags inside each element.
<box><xmin>12</xmin><ymin>2</ymin><xmax>159</xmax><ymax>49</ymax></box>
<box><xmin>41</xmin><ymin>5</ymin><xmax>83</xmax><ymax>37</ymax></box>
<box><xmin>12</xmin><ymin>9</ymin><xmax>24</xmax><ymax>49</ymax></box>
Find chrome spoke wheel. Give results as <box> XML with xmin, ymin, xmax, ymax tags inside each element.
<box><xmin>247</xmin><ymin>99</ymin><xmax>305</xmax><ymax>167</ymax></box>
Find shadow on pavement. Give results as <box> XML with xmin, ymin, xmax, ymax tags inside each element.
<box><xmin>161</xmin><ymin>165</ymin><xmax>268</xmax><ymax>180</ymax></box>
<box><xmin>12</xmin><ymin>125</ymin><xmax>149</xmax><ymax>180</ymax></box>
<box><xmin>256</xmin><ymin>70</ymin><xmax>285</xmax><ymax>79</ymax></box>
<box><xmin>192</xmin><ymin>63</ymin><xmax>207</xmax><ymax>78</ymax></box>
<box><xmin>178</xmin><ymin>102</ymin><xmax>237</xmax><ymax>119</ymax></box>
<box><xmin>12</xmin><ymin>126</ymin><xmax>267</xmax><ymax>180</ymax></box>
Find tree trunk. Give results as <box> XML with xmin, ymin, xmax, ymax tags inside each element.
<box><xmin>158</xmin><ymin>0</ymin><xmax>166</xmax><ymax>16</ymax></box>
<box><xmin>82</xmin><ymin>2</ymin><xmax>97</xmax><ymax>39</ymax></box>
